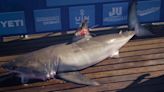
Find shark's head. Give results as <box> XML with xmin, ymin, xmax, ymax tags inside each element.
<box><xmin>1</xmin><ymin>61</ymin><xmax>32</xmax><ymax>76</ymax></box>
<box><xmin>1</xmin><ymin>61</ymin><xmax>20</xmax><ymax>73</ymax></box>
<box><xmin>1</xmin><ymin>62</ymin><xmax>12</xmax><ymax>71</ymax></box>
<box><xmin>1</xmin><ymin>59</ymin><xmax>48</xmax><ymax>80</ymax></box>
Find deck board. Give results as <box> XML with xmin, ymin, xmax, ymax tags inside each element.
<box><xmin>0</xmin><ymin>36</ymin><xmax>164</xmax><ymax>92</ymax></box>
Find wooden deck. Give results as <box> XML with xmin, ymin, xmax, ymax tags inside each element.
<box><xmin>0</xmin><ymin>36</ymin><xmax>164</xmax><ymax>92</ymax></box>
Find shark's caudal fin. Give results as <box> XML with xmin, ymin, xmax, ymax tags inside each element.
<box><xmin>128</xmin><ymin>0</ymin><xmax>153</xmax><ymax>36</ymax></box>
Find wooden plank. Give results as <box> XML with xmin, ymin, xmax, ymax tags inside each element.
<box><xmin>82</xmin><ymin>58</ymin><xmax>164</xmax><ymax>74</ymax></box>
<box><xmin>120</xmin><ymin>47</ymin><xmax>164</xmax><ymax>57</ymax></box>
<box><xmin>125</xmin><ymin>37</ymin><xmax>164</xmax><ymax>47</ymax></box>
<box><xmin>121</xmin><ymin>42</ymin><xmax>164</xmax><ymax>52</ymax></box>
<box><xmin>86</xmin><ymin>64</ymin><xmax>164</xmax><ymax>79</ymax></box>
<box><xmin>97</xmin><ymin>52</ymin><xmax>164</xmax><ymax>66</ymax></box>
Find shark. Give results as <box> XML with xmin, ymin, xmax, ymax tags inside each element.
<box><xmin>1</xmin><ymin>30</ymin><xmax>135</xmax><ymax>86</ymax></box>
<box><xmin>1</xmin><ymin>1</ymin><xmax>139</xmax><ymax>86</ymax></box>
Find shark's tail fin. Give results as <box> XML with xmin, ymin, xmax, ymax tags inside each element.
<box><xmin>128</xmin><ymin>0</ymin><xmax>153</xmax><ymax>36</ymax></box>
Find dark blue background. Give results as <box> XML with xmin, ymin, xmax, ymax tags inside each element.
<box><xmin>0</xmin><ymin>0</ymin><xmax>163</xmax><ymax>36</ymax></box>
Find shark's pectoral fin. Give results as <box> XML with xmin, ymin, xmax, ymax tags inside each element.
<box><xmin>57</xmin><ymin>71</ymin><xmax>100</xmax><ymax>86</ymax></box>
<box><xmin>110</xmin><ymin>50</ymin><xmax>119</xmax><ymax>58</ymax></box>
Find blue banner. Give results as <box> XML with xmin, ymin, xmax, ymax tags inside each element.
<box><xmin>69</xmin><ymin>5</ymin><xmax>95</xmax><ymax>29</ymax></box>
<box><xmin>161</xmin><ymin>0</ymin><xmax>164</xmax><ymax>21</ymax></box>
<box><xmin>34</xmin><ymin>8</ymin><xmax>61</xmax><ymax>32</ymax></box>
<box><xmin>0</xmin><ymin>11</ymin><xmax>26</xmax><ymax>36</ymax></box>
<box><xmin>47</xmin><ymin>0</ymin><xmax>124</xmax><ymax>7</ymax></box>
<box><xmin>137</xmin><ymin>0</ymin><xmax>161</xmax><ymax>22</ymax></box>
<box><xmin>103</xmin><ymin>2</ymin><xmax>128</xmax><ymax>26</ymax></box>
<box><xmin>0</xmin><ymin>0</ymin><xmax>162</xmax><ymax>37</ymax></box>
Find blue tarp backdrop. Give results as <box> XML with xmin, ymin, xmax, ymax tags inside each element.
<box><xmin>0</xmin><ymin>0</ymin><xmax>163</xmax><ymax>36</ymax></box>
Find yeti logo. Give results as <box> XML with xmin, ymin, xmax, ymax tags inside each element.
<box><xmin>109</xmin><ymin>7</ymin><xmax>122</xmax><ymax>16</ymax></box>
<box><xmin>0</xmin><ymin>20</ymin><xmax>24</xmax><ymax>28</ymax></box>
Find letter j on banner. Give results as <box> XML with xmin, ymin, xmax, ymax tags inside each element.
<box><xmin>103</xmin><ymin>2</ymin><xmax>128</xmax><ymax>26</ymax></box>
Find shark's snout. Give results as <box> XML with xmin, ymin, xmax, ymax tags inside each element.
<box><xmin>1</xmin><ymin>61</ymin><xmax>21</xmax><ymax>73</ymax></box>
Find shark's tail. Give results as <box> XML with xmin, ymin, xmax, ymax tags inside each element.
<box><xmin>128</xmin><ymin>0</ymin><xmax>153</xmax><ymax>36</ymax></box>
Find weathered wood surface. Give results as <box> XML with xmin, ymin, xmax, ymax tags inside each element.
<box><xmin>0</xmin><ymin>37</ymin><xmax>164</xmax><ymax>92</ymax></box>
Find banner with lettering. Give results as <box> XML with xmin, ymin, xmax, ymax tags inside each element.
<box><xmin>0</xmin><ymin>11</ymin><xmax>26</xmax><ymax>36</ymax></box>
<box><xmin>0</xmin><ymin>0</ymin><xmax>162</xmax><ymax>36</ymax></box>
<box><xmin>34</xmin><ymin>8</ymin><xmax>61</xmax><ymax>32</ymax></box>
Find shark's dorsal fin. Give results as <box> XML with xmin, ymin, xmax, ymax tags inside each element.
<box><xmin>72</xmin><ymin>19</ymin><xmax>92</xmax><ymax>43</ymax></box>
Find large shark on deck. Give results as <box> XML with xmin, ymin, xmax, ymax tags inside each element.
<box><xmin>1</xmin><ymin>1</ymin><xmax>139</xmax><ymax>86</ymax></box>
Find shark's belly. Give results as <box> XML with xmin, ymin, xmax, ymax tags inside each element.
<box><xmin>58</xmin><ymin>41</ymin><xmax>110</xmax><ymax>72</ymax></box>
